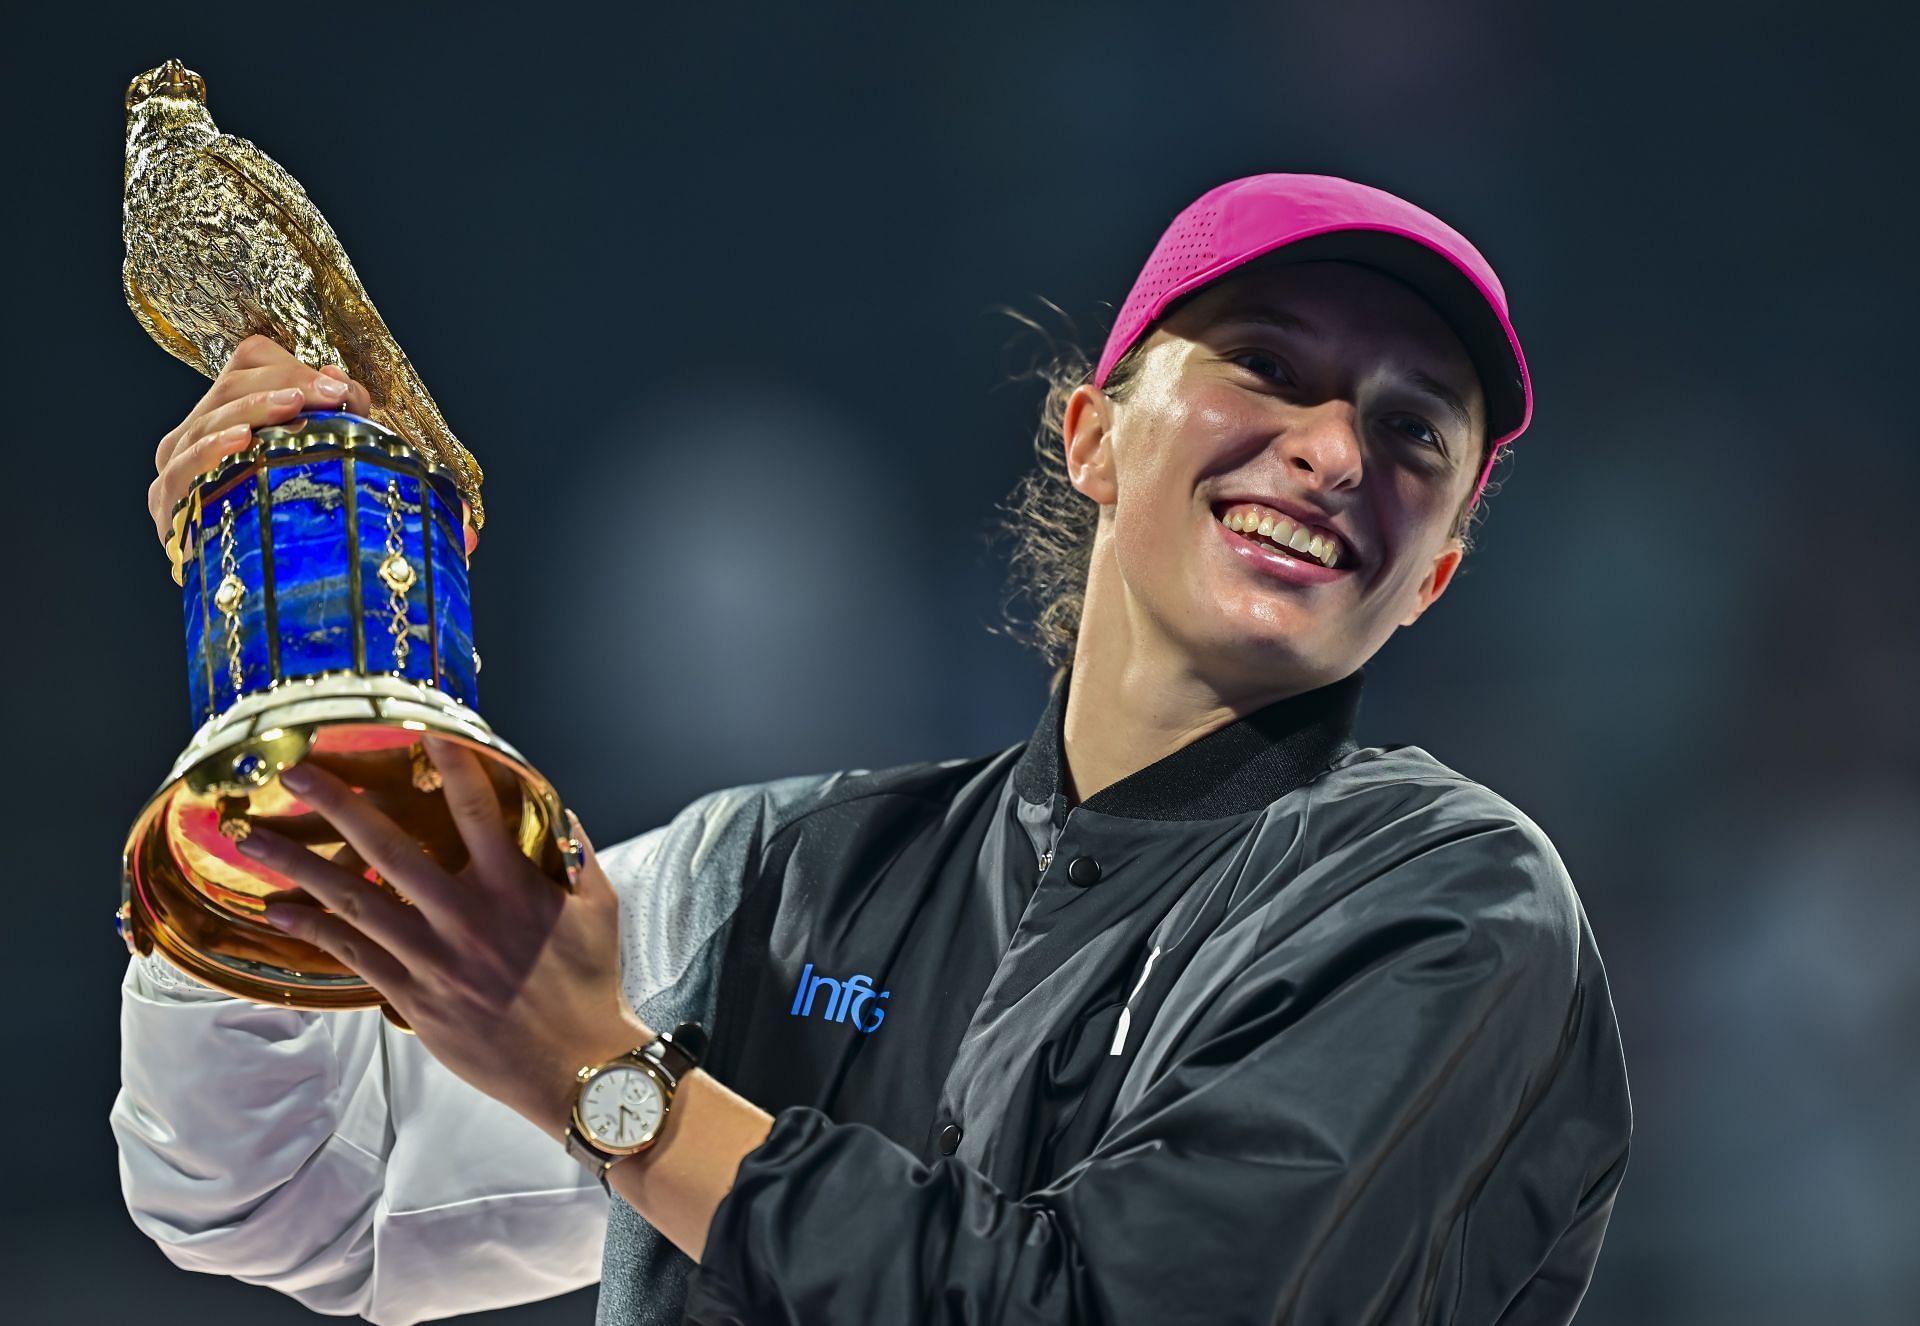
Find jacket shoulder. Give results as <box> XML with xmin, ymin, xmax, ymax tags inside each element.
<box><xmin>594</xmin><ymin>751</ymin><xmax>1012</xmax><ymax>1024</ymax></box>
<box><xmin>703</xmin><ymin>749</ymin><xmax>1012</xmax><ymax>841</ymax></box>
<box><xmin>1305</xmin><ymin>744</ymin><xmax>1631</xmax><ymax>1122</ymax></box>
<box><xmin>1302</xmin><ymin>744</ymin><xmax>1593</xmax><ymax>980</ymax></box>
<box><xmin>601</xmin><ymin>749</ymin><xmax>1010</xmax><ymax>881</ymax></box>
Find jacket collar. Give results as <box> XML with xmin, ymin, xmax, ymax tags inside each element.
<box><xmin>1011</xmin><ymin>665</ymin><xmax>1365</xmax><ymax>821</ymax></box>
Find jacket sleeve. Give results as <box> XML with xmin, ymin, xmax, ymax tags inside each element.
<box><xmin>111</xmin><ymin>949</ymin><xmax>610</xmax><ymax>1326</ymax></box>
<box><xmin>680</xmin><ymin>818</ymin><xmax>1633</xmax><ymax>1326</ymax></box>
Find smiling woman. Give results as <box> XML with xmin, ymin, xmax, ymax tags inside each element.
<box><xmin>115</xmin><ymin>173</ymin><xmax>1628</xmax><ymax>1326</ymax></box>
<box><xmin>1002</xmin><ymin>265</ymin><xmax>1506</xmax><ymax>691</ymax></box>
<box><xmin>1063</xmin><ymin>260</ymin><xmax>1492</xmax><ymax>724</ymax></box>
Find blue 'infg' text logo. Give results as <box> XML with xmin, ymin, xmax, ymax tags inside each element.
<box><xmin>788</xmin><ymin>963</ymin><xmax>889</xmax><ymax>1033</ymax></box>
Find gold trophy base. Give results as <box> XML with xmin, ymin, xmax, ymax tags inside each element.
<box><xmin>121</xmin><ymin>671</ymin><xmax>569</xmax><ymax>1012</ymax></box>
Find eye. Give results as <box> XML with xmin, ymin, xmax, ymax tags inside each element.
<box><xmin>1231</xmin><ymin>350</ymin><xmax>1292</xmax><ymax>383</ymax></box>
<box><xmin>1389</xmin><ymin>415</ymin><xmax>1446</xmax><ymax>452</ymax></box>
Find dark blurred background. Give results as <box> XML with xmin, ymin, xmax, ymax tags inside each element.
<box><xmin>8</xmin><ymin>1</ymin><xmax>1915</xmax><ymax>1322</ymax></box>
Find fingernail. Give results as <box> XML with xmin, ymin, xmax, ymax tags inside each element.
<box><xmin>217</xmin><ymin>422</ymin><xmax>251</xmax><ymax>441</ymax></box>
<box><xmin>269</xmin><ymin>387</ymin><xmax>303</xmax><ymax>406</ymax></box>
<box><xmin>279</xmin><ymin>764</ymin><xmax>315</xmax><ymax>792</ymax></box>
<box><xmin>261</xmin><ymin>903</ymin><xmax>294</xmax><ymax>929</ymax></box>
<box><xmin>234</xmin><ymin>833</ymin><xmax>264</xmax><ymax>859</ymax></box>
<box><xmin>313</xmin><ymin>376</ymin><xmax>350</xmax><ymax>399</ymax></box>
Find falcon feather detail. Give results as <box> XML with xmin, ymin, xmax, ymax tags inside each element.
<box><xmin>122</xmin><ymin>59</ymin><xmax>484</xmax><ymax>528</ymax></box>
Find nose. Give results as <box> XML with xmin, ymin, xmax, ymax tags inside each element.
<box><xmin>1277</xmin><ymin>400</ymin><xmax>1364</xmax><ymax>494</ymax></box>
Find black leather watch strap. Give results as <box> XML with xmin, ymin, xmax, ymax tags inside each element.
<box><xmin>648</xmin><ymin>1021</ymin><xmax>708</xmax><ymax>1085</ymax></box>
<box><xmin>565</xmin><ymin>1128</ymin><xmax>621</xmax><ymax>1192</ymax></box>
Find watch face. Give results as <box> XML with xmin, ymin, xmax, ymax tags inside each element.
<box><xmin>580</xmin><ymin>1065</ymin><xmax>665</xmax><ymax>1149</ymax></box>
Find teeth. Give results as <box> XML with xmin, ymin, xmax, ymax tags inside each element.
<box><xmin>1217</xmin><ymin>504</ymin><xmax>1343</xmax><ymax>569</ymax></box>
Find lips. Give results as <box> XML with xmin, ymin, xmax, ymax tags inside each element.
<box><xmin>1210</xmin><ymin>500</ymin><xmax>1355</xmax><ymax>570</ymax></box>
<box><xmin>1212</xmin><ymin>517</ymin><xmax>1351</xmax><ymax>585</ymax></box>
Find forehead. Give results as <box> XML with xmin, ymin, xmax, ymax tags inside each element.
<box><xmin>1168</xmin><ymin>259</ymin><xmax>1480</xmax><ymax>385</ymax></box>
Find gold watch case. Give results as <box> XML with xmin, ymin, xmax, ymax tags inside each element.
<box><xmin>571</xmin><ymin>1053</ymin><xmax>675</xmax><ymax>1156</ymax></box>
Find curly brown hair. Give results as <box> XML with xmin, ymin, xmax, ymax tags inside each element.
<box><xmin>991</xmin><ymin>302</ymin><xmax>1503</xmax><ymax>681</ymax></box>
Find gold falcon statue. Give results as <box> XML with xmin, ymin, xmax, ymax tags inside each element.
<box><xmin>122</xmin><ymin>58</ymin><xmax>483</xmax><ymax>531</ymax></box>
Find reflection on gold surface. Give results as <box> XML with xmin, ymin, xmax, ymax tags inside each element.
<box><xmin>123</xmin><ymin>674</ymin><xmax>568</xmax><ymax>1009</ymax></box>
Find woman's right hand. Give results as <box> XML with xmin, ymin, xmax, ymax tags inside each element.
<box><xmin>147</xmin><ymin>335</ymin><xmax>375</xmax><ymax>552</ymax></box>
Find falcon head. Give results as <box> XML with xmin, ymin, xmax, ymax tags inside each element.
<box><xmin>125</xmin><ymin>59</ymin><xmax>207</xmax><ymax>111</ymax></box>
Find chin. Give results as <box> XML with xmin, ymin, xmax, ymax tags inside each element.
<box><xmin>1184</xmin><ymin>615</ymin><xmax>1331</xmax><ymax>694</ymax></box>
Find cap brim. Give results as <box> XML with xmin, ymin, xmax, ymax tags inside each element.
<box><xmin>1169</xmin><ymin>228</ymin><xmax>1531</xmax><ymax>447</ymax></box>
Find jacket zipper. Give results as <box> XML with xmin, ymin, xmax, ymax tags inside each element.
<box><xmin>1036</xmin><ymin>808</ymin><xmax>1070</xmax><ymax>875</ymax></box>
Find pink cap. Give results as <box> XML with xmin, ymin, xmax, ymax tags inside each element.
<box><xmin>1094</xmin><ymin>173</ymin><xmax>1533</xmax><ymax>507</ymax></box>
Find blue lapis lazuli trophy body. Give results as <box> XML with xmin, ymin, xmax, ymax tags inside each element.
<box><xmin>180</xmin><ymin>410</ymin><xmax>476</xmax><ymax>725</ymax></box>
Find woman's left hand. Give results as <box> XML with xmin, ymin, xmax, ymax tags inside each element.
<box><xmin>236</xmin><ymin>735</ymin><xmax>650</xmax><ymax>1137</ymax></box>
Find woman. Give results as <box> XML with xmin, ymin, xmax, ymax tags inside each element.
<box><xmin>116</xmin><ymin>174</ymin><xmax>1631</xmax><ymax>1325</ymax></box>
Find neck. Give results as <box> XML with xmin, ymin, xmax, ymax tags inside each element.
<box><xmin>1059</xmin><ymin>556</ymin><xmax>1321</xmax><ymax>804</ymax></box>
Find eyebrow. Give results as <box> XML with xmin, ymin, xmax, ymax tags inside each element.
<box><xmin>1218</xmin><ymin>304</ymin><xmax>1317</xmax><ymax>337</ymax></box>
<box><xmin>1219</xmin><ymin>303</ymin><xmax>1474</xmax><ymax>438</ymax></box>
<box><xmin>1406</xmin><ymin>369</ymin><xmax>1473</xmax><ymax>438</ymax></box>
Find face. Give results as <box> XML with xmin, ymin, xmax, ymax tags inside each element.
<box><xmin>1062</xmin><ymin>259</ymin><xmax>1486</xmax><ymax>700</ymax></box>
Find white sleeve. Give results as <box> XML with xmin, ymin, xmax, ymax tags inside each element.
<box><xmin>112</xmin><ymin>950</ymin><xmax>607</xmax><ymax>1326</ymax></box>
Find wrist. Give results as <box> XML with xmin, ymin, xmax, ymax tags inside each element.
<box><xmin>534</xmin><ymin>1009</ymin><xmax>656</xmax><ymax>1137</ymax></box>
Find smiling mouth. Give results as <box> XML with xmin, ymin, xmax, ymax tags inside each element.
<box><xmin>1212</xmin><ymin>503</ymin><xmax>1345</xmax><ymax>569</ymax></box>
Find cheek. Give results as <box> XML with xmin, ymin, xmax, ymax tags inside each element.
<box><xmin>1370</xmin><ymin>480</ymin><xmax>1462</xmax><ymax>598</ymax></box>
<box><xmin>1112</xmin><ymin>382</ymin><xmax>1259</xmax><ymax>522</ymax></box>
<box><xmin>1180</xmin><ymin>381</ymin><xmax>1271</xmax><ymax>468</ymax></box>
<box><xmin>1106</xmin><ymin>376</ymin><xmax>1281</xmax><ymax>583</ymax></box>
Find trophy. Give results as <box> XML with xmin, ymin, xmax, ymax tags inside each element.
<box><xmin>118</xmin><ymin>60</ymin><xmax>572</xmax><ymax>1015</ymax></box>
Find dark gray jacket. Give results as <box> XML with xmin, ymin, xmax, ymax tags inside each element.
<box><xmin>600</xmin><ymin>667</ymin><xmax>1632</xmax><ymax>1326</ymax></box>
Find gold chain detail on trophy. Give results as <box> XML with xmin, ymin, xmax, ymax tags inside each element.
<box><xmin>212</xmin><ymin>499</ymin><xmax>246</xmax><ymax>698</ymax></box>
<box><xmin>377</xmin><ymin>477</ymin><xmax>418</xmax><ymax>670</ymax></box>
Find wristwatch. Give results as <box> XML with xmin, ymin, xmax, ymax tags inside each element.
<box><xmin>564</xmin><ymin>1022</ymin><xmax>708</xmax><ymax>1191</ymax></box>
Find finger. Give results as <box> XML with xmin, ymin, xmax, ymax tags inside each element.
<box><xmin>237</xmin><ymin>825</ymin><xmax>434</xmax><ymax>962</ymax></box>
<box><xmin>225</xmin><ymin>333</ymin><xmax>303</xmax><ymax>375</ymax></box>
<box><xmin>164</xmin><ymin>362</ymin><xmax>366</xmax><ymax>472</ymax></box>
<box><xmin>567</xmin><ymin>810</ymin><xmax>617</xmax><ymax>907</ymax></box>
<box><xmin>149</xmin><ymin>423</ymin><xmax>253</xmax><ymax>543</ymax></box>
<box><xmin>331</xmin><ymin>841</ymin><xmax>371</xmax><ymax>880</ymax></box>
<box><xmin>195</xmin><ymin>381</ymin><xmax>345</xmax><ymax>441</ymax></box>
<box><xmin>315</xmin><ymin>364</ymin><xmax>376</xmax><ymax>416</ymax></box>
<box><xmin>157</xmin><ymin>343</ymin><xmax>310</xmax><ymax>472</ymax></box>
<box><xmin>168</xmin><ymin>386</ymin><xmax>307</xmax><ymax>472</ymax></box>
<box><xmin>149</xmin><ymin>368</ymin><xmax>372</xmax><ymax>549</ymax></box>
<box><xmin>148</xmin><ymin>385</ymin><xmax>311</xmax><ymax>536</ymax></box>
<box><xmin>261</xmin><ymin>897</ymin><xmax>411</xmax><ymax>998</ymax></box>
<box><xmin>422</xmin><ymin>737</ymin><xmax>522</xmax><ymax>881</ymax></box>
<box><xmin>277</xmin><ymin>762</ymin><xmax>464</xmax><ymax>921</ymax></box>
